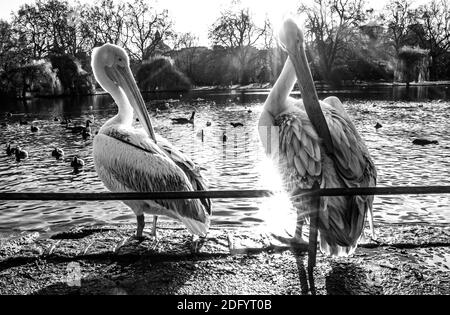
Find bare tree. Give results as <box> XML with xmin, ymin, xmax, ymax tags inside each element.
<box><xmin>381</xmin><ymin>0</ymin><xmax>414</xmax><ymax>55</ymax></box>
<box><xmin>209</xmin><ymin>7</ymin><xmax>267</xmax><ymax>83</ymax></box>
<box><xmin>125</xmin><ymin>0</ymin><xmax>173</xmax><ymax>62</ymax></box>
<box><xmin>172</xmin><ymin>32</ymin><xmax>200</xmax><ymax>78</ymax></box>
<box><xmin>298</xmin><ymin>0</ymin><xmax>367</xmax><ymax>80</ymax></box>
<box><xmin>85</xmin><ymin>0</ymin><xmax>130</xmax><ymax>47</ymax></box>
<box><xmin>412</xmin><ymin>0</ymin><xmax>450</xmax><ymax>79</ymax></box>
<box><xmin>13</xmin><ymin>3</ymin><xmax>49</xmax><ymax>59</ymax></box>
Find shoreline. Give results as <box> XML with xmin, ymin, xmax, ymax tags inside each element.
<box><xmin>4</xmin><ymin>80</ymin><xmax>450</xmax><ymax>101</ymax></box>
<box><xmin>0</xmin><ymin>223</ymin><xmax>448</xmax><ymax>295</ymax></box>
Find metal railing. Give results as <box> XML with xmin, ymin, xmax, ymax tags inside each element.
<box><xmin>1</xmin><ymin>185</ymin><xmax>450</xmax><ymax>200</ymax></box>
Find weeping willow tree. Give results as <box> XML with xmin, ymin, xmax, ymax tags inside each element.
<box><xmin>136</xmin><ymin>56</ymin><xmax>191</xmax><ymax>92</ymax></box>
<box><xmin>395</xmin><ymin>46</ymin><xmax>429</xmax><ymax>86</ymax></box>
<box><xmin>13</xmin><ymin>60</ymin><xmax>61</xmax><ymax>98</ymax></box>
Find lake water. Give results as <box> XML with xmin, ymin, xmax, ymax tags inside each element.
<box><xmin>1</xmin><ymin>85</ymin><xmax>450</xmax><ymax>237</ymax></box>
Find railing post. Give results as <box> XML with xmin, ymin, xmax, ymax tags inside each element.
<box><xmin>308</xmin><ymin>181</ymin><xmax>320</xmax><ymax>279</ymax></box>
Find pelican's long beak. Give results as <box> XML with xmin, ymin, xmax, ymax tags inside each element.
<box><xmin>280</xmin><ymin>19</ymin><xmax>333</xmax><ymax>153</ymax></box>
<box><xmin>106</xmin><ymin>64</ymin><xmax>156</xmax><ymax>142</ymax></box>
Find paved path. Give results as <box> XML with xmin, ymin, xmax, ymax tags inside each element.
<box><xmin>0</xmin><ymin>224</ymin><xmax>448</xmax><ymax>295</ymax></box>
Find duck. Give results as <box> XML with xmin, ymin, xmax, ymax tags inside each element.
<box><xmin>52</xmin><ymin>148</ymin><xmax>64</xmax><ymax>160</ymax></box>
<box><xmin>412</xmin><ymin>139</ymin><xmax>438</xmax><ymax>146</ymax></box>
<box><xmin>375</xmin><ymin>122</ymin><xmax>382</xmax><ymax>129</ymax></box>
<box><xmin>82</xmin><ymin>128</ymin><xmax>91</xmax><ymax>140</ymax></box>
<box><xmin>67</xmin><ymin>120</ymin><xmax>92</xmax><ymax>134</ymax></box>
<box><xmin>230</xmin><ymin>122</ymin><xmax>244</xmax><ymax>128</ymax></box>
<box><xmin>6</xmin><ymin>143</ymin><xmax>16</xmax><ymax>156</ymax></box>
<box><xmin>222</xmin><ymin>132</ymin><xmax>227</xmax><ymax>143</ymax></box>
<box><xmin>71</xmin><ymin>156</ymin><xmax>85</xmax><ymax>170</ymax></box>
<box><xmin>31</xmin><ymin>125</ymin><xmax>39</xmax><ymax>132</ymax></box>
<box><xmin>206</xmin><ymin>121</ymin><xmax>212</xmax><ymax>127</ymax></box>
<box><xmin>60</xmin><ymin>117</ymin><xmax>72</xmax><ymax>125</ymax></box>
<box><xmin>15</xmin><ymin>147</ymin><xmax>28</xmax><ymax>161</ymax></box>
<box><xmin>172</xmin><ymin>111</ymin><xmax>195</xmax><ymax>125</ymax></box>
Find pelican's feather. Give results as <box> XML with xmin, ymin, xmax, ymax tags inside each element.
<box><xmin>94</xmin><ymin>126</ymin><xmax>211</xmax><ymax>236</ymax></box>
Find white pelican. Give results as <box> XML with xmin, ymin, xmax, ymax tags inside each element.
<box><xmin>259</xmin><ymin>19</ymin><xmax>377</xmax><ymax>257</ymax></box>
<box><xmin>91</xmin><ymin>44</ymin><xmax>211</xmax><ymax>241</ymax></box>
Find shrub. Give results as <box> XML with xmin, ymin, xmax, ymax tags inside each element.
<box><xmin>136</xmin><ymin>56</ymin><xmax>191</xmax><ymax>92</ymax></box>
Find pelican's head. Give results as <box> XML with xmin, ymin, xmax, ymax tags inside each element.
<box><xmin>91</xmin><ymin>44</ymin><xmax>156</xmax><ymax>140</ymax></box>
<box><xmin>278</xmin><ymin>18</ymin><xmax>304</xmax><ymax>56</ymax></box>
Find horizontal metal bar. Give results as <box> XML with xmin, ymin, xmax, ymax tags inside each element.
<box><xmin>0</xmin><ymin>186</ymin><xmax>450</xmax><ymax>201</ymax></box>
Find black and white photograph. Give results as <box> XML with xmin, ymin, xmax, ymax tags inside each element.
<box><xmin>0</xmin><ymin>0</ymin><xmax>449</xmax><ymax>298</ymax></box>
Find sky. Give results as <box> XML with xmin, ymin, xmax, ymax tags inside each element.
<box><xmin>0</xmin><ymin>0</ymin><xmax>426</xmax><ymax>46</ymax></box>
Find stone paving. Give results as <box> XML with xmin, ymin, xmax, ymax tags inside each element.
<box><xmin>0</xmin><ymin>223</ymin><xmax>449</xmax><ymax>295</ymax></box>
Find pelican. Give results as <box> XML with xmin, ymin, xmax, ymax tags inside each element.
<box><xmin>172</xmin><ymin>111</ymin><xmax>195</xmax><ymax>125</ymax></box>
<box><xmin>258</xmin><ymin>19</ymin><xmax>376</xmax><ymax>257</ymax></box>
<box><xmin>91</xmin><ymin>44</ymin><xmax>211</xmax><ymax>242</ymax></box>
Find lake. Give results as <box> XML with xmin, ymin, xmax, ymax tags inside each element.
<box><xmin>1</xmin><ymin>85</ymin><xmax>450</xmax><ymax>238</ymax></box>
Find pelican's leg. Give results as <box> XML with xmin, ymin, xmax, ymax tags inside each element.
<box><xmin>290</xmin><ymin>207</ymin><xmax>309</xmax><ymax>249</ymax></box>
<box><xmin>136</xmin><ymin>214</ymin><xmax>145</xmax><ymax>240</ymax></box>
<box><xmin>190</xmin><ymin>234</ymin><xmax>206</xmax><ymax>253</ymax></box>
<box><xmin>152</xmin><ymin>216</ymin><xmax>158</xmax><ymax>238</ymax></box>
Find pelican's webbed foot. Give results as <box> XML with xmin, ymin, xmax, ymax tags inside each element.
<box><xmin>190</xmin><ymin>234</ymin><xmax>207</xmax><ymax>253</ymax></box>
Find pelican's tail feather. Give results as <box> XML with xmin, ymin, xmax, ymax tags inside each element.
<box><xmin>318</xmin><ymin>233</ymin><xmax>358</xmax><ymax>257</ymax></box>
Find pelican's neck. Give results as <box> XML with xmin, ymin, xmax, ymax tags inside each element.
<box><xmin>103</xmin><ymin>87</ymin><xmax>133</xmax><ymax>131</ymax></box>
<box><xmin>263</xmin><ymin>57</ymin><xmax>297</xmax><ymax>117</ymax></box>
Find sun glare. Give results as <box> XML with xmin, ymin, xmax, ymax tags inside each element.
<box><xmin>256</xmin><ymin>157</ymin><xmax>297</xmax><ymax>238</ymax></box>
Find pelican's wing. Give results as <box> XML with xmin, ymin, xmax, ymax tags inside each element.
<box><xmin>276</xmin><ymin>111</ymin><xmax>322</xmax><ymax>180</ymax></box>
<box><xmin>276</xmin><ymin>108</ymin><xmax>376</xmax><ymax>255</ymax></box>
<box><xmin>155</xmin><ymin>135</ymin><xmax>212</xmax><ymax>215</ymax></box>
<box><xmin>94</xmin><ymin>126</ymin><xmax>210</xmax><ymax>236</ymax></box>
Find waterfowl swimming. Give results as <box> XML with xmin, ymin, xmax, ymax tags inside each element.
<box><xmin>60</xmin><ymin>117</ymin><xmax>72</xmax><ymax>125</ymax></box>
<box><xmin>91</xmin><ymin>43</ymin><xmax>211</xmax><ymax>244</ymax></box>
<box><xmin>172</xmin><ymin>111</ymin><xmax>195</xmax><ymax>125</ymax></box>
<box><xmin>31</xmin><ymin>125</ymin><xmax>39</xmax><ymax>132</ymax></box>
<box><xmin>6</xmin><ymin>143</ymin><xmax>16</xmax><ymax>156</ymax></box>
<box><xmin>412</xmin><ymin>139</ymin><xmax>438</xmax><ymax>146</ymax></box>
<box><xmin>67</xmin><ymin>120</ymin><xmax>92</xmax><ymax>134</ymax></box>
<box><xmin>206</xmin><ymin>121</ymin><xmax>212</xmax><ymax>127</ymax></box>
<box><xmin>52</xmin><ymin>148</ymin><xmax>64</xmax><ymax>159</ymax></box>
<box><xmin>375</xmin><ymin>122</ymin><xmax>382</xmax><ymax>129</ymax></box>
<box><xmin>15</xmin><ymin>147</ymin><xmax>28</xmax><ymax>161</ymax></box>
<box><xmin>230</xmin><ymin>122</ymin><xmax>244</xmax><ymax>128</ymax></box>
<box><xmin>71</xmin><ymin>156</ymin><xmax>85</xmax><ymax>170</ymax></box>
<box><xmin>222</xmin><ymin>132</ymin><xmax>227</xmax><ymax>143</ymax></box>
<box><xmin>82</xmin><ymin>128</ymin><xmax>92</xmax><ymax>140</ymax></box>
